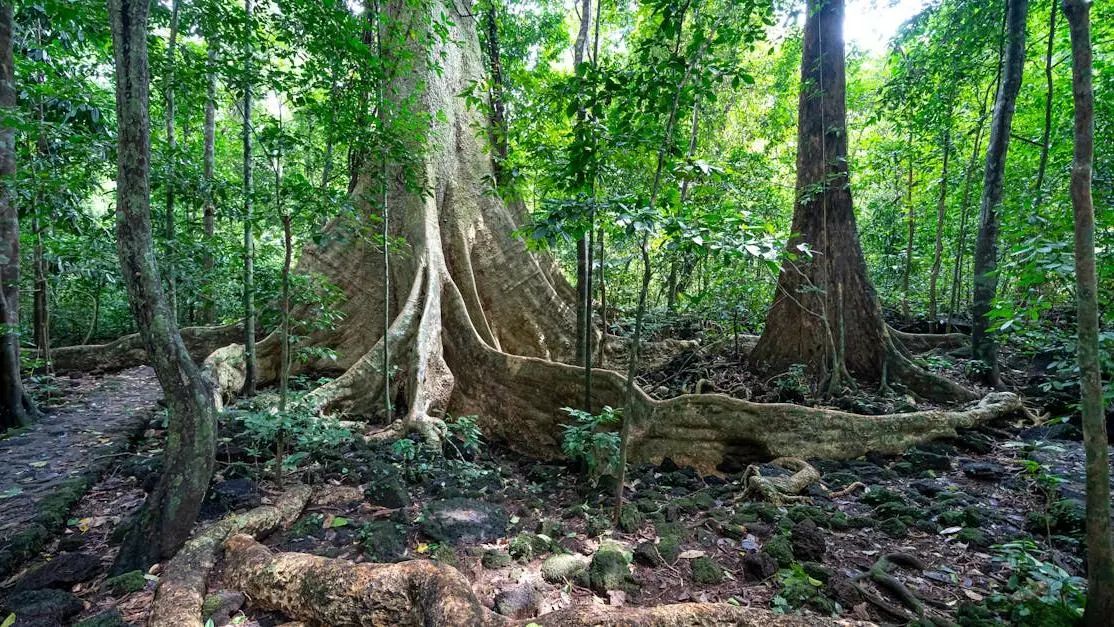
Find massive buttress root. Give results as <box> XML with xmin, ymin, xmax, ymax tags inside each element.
<box><xmin>202</xmin><ymin>0</ymin><xmax>1020</xmax><ymax>471</ymax></box>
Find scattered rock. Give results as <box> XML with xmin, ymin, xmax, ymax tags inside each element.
<box><xmin>910</xmin><ymin>479</ymin><xmax>945</xmax><ymax>497</ymax></box>
<box><xmin>74</xmin><ymin>609</ymin><xmax>127</xmax><ymax>627</ymax></box>
<box><xmin>879</xmin><ymin>517</ymin><xmax>908</xmax><ymax>538</ymax></box>
<box><xmin>762</xmin><ymin>534</ymin><xmax>794</xmax><ymax>568</ymax></box>
<box><xmin>790</xmin><ymin>519</ymin><xmax>826</xmax><ymax>561</ymax></box>
<box><xmin>541</xmin><ymin>553</ymin><xmax>589</xmax><ymax>584</ymax></box>
<box><xmin>690</xmin><ymin>556</ymin><xmax>725</xmax><ymax>585</ymax></box>
<box><xmin>633</xmin><ymin>541</ymin><xmax>663</xmax><ymax>567</ymax></box>
<box><xmin>508</xmin><ymin>532</ymin><xmax>551</xmax><ymax>562</ymax></box>
<box><xmin>742</xmin><ymin>551</ymin><xmax>779</xmax><ymax>581</ymax></box>
<box><xmin>481</xmin><ymin>549</ymin><xmax>512</xmax><ymax>569</ymax></box>
<box><xmin>363</xmin><ymin>463</ymin><xmax>409</xmax><ymax>509</ymax></box>
<box><xmin>0</xmin><ymin>589</ymin><xmax>83</xmax><ymax>626</ymax></box>
<box><xmin>202</xmin><ymin>590</ymin><xmax>246</xmax><ymax>626</ymax></box>
<box><xmin>14</xmin><ymin>552</ymin><xmax>103</xmax><ymax>591</ymax></box>
<box><xmin>960</xmin><ymin>460</ymin><xmax>1006</xmax><ymax>481</ymax></box>
<box><xmin>861</xmin><ymin>487</ymin><xmax>905</xmax><ymax>505</ymax></box>
<box><xmin>617</xmin><ymin>505</ymin><xmax>644</xmax><ymax>532</ymax></box>
<box><xmin>493</xmin><ymin>584</ymin><xmax>541</xmax><ymax>619</ymax></box>
<box><xmin>103</xmin><ymin>569</ymin><xmax>146</xmax><ymax>596</ymax></box>
<box><xmin>957</xmin><ymin>527</ymin><xmax>990</xmax><ymax>547</ymax></box>
<box><xmin>421</xmin><ymin>498</ymin><xmax>507</xmax><ymax>544</ymax></box>
<box><xmin>588</xmin><ymin>543</ymin><xmax>637</xmax><ymax>595</ymax></box>
<box><xmin>904</xmin><ymin>447</ymin><xmax>952</xmax><ymax>471</ymax></box>
<box><xmin>358</xmin><ymin>521</ymin><xmax>407</xmax><ymax>562</ymax></box>
<box><xmin>209</xmin><ymin>478</ymin><xmax>261</xmax><ymax>512</ymax></box>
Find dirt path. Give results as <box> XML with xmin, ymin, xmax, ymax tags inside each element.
<box><xmin>0</xmin><ymin>367</ymin><xmax>160</xmax><ymax>573</ymax></box>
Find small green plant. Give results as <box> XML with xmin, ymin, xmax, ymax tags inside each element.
<box><xmin>988</xmin><ymin>539</ymin><xmax>1085</xmax><ymax>624</ymax></box>
<box><xmin>445</xmin><ymin>414</ymin><xmax>483</xmax><ymax>457</ymax></box>
<box><xmin>771</xmin><ymin>564</ymin><xmax>826</xmax><ymax>614</ymax></box>
<box><xmin>236</xmin><ymin>400</ymin><xmax>352</xmax><ymax>480</ymax></box>
<box><xmin>771</xmin><ymin>364</ymin><xmax>808</xmax><ymax>401</ymax></box>
<box><xmin>560</xmin><ymin>406</ymin><xmax>621</xmax><ymax>485</ymax></box>
<box><xmin>391</xmin><ymin>438</ymin><xmax>419</xmax><ymax>461</ymax></box>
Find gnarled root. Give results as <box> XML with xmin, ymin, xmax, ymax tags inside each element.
<box><xmin>740</xmin><ymin>457</ymin><xmax>820</xmax><ymax>505</ymax></box>
<box><xmin>889</xmin><ymin>327</ymin><xmax>969</xmax><ymax>353</ymax></box>
<box><xmin>222</xmin><ymin>535</ymin><xmax>865</xmax><ymax>626</ymax></box>
<box><xmin>149</xmin><ymin>484</ymin><xmax>311</xmax><ymax>627</ymax></box>
<box><xmin>51</xmin><ymin>323</ymin><xmax>243</xmax><ymax>373</ymax></box>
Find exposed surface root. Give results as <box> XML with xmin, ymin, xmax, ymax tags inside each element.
<box><xmin>52</xmin><ymin>323</ymin><xmax>242</xmax><ymax>373</ymax></box>
<box><xmin>829</xmin><ymin>481</ymin><xmax>867</xmax><ymax>498</ymax></box>
<box><xmin>852</xmin><ymin>553</ymin><xmax>928</xmax><ymax>618</ymax></box>
<box><xmin>889</xmin><ymin>327</ymin><xmax>969</xmax><ymax>353</ymax></box>
<box><xmin>149</xmin><ymin>484</ymin><xmax>311</xmax><ymax>627</ymax></box>
<box><xmin>223</xmin><ymin>535</ymin><xmax>868</xmax><ymax>626</ymax></box>
<box><xmin>740</xmin><ymin>457</ymin><xmax>820</xmax><ymax>505</ymax></box>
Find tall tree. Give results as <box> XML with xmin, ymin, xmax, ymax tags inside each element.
<box><xmin>241</xmin><ymin>0</ymin><xmax>257</xmax><ymax>396</ymax></box>
<box><xmin>928</xmin><ymin>108</ymin><xmax>952</xmax><ymax>331</ymax></box>
<box><xmin>201</xmin><ymin>43</ymin><xmax>217</xmax><ymax>323</ymax></box>
<box><xmin>107</xmin><ymin>0</ymin><xmax>218</xmax><ymax>572</ymax></box>
<box><xmin>750</xmin><ymin>0</ymin><xmax>971</xmax><ymax>402</ymax></box>
<box><xmin>1062</xmin><ymin>0</ymin><xmax>1114</xmax><ymax>622</ymax></box>
<box><xmin>573</xmin><ymin>0</ymin><xmax>592</xmax><ymax>369</ymax></box>
<box><xmin>1032</xmin><ymin>0</ymin><xmax>1057</xmax><ymax>211</ymax></box>
<box><xmin>971</xmin><ymin>0</ymin><xmax>1027</xmax><ymax>384</ymax></box>
<box><xmin>164</xmin><ymin>0</ymin><xmax>180</xmax><ymax>319</ymax></box>
<box><xmin>0</xmin><ymin>1</ymin><xmax>34</xmax><ymax>430</ymax></box>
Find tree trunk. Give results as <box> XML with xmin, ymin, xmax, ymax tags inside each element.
<box><xmin>902</xmin><ymin>130</ymin><xmax>915</xmax><ymax>323</ymax></box>
<box><xmin>1032</xmin><ymin>0</ymin><xmax>1057</xmax><ymax>213</ymax></box>
<box><xmin>971</xmin><ymin>0</ymin><xmax>1027</xmax><ymax>384</ymax></box>
<box><xmin>947</xmin><ymin>84</ymin><xmax>991</xmax><ymax>331</ymax></box>
<box><xmin>573</xmin><ymin>0</ymin><xmax>592</xmax><ymax>368</ymax></box>
<box><xmin>199</xmin><ymin>0</ymin><xmax>1014</xmax><ymax>473</ymax></box>
<box><xmin>164</xmin><ymin>0</ymin><xmax>180</xmax><ymax>321</ymax></box>
<box><xmin>481</xmin><ymin>0</ymin><xmax>508</xmax><ymax>187</ymax></box>
<box><xmin>201</xmin><ymin>44</ymin><xmax>217</xmax><ymax>324</ymax></box>
<box><xmin>929</xmin><ymin>119</ymin><xmax>952</xmax><ymax>332</ymax></box>
<box><xmin>82</xmin><ymin>279</ymin><xmax>103</xmax><ymax>345</ymax></box>
<box><xmin>1063</xmin><ymin>1</ymin><xmax>1114</xmax><ymax>622</ymax></box>
<box><xmin>750</xmin><ymin>0</ymin><xmax>970</xmax><ymax>403</ymax></box>
<box><xmin>241</xmin><ymin>0</ymin><xmax>257</xmax><ymax>396</ymax></box>
<box><xmin>0</xmin><ymin>3</ymin><xmax>34</xmax><ymax>429</ymax></box>
<box><xmin>32</xmin><ymin>214</ymin><xmax>48</xmax><ymax>364</ymax></box>
<box><xmin>107</xmin><ymin>0</ymin><xmax>218</xmax><ymax>573</ymax></box>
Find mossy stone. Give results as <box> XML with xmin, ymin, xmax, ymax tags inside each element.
<box><xmin>938</xmin><ymin>510</ymin><xmax>966</xmax><ymax>527</ymax></box>
<box><xmin>618</xmin><ymin>505</ymin><xmax>645</xmax><ymax>533</ymax></box>
<box><xmin>541</xmin><ymin>553</ymin><xmax>590</xmax><ymax>584</ymax></box>
<box><xmin>690</xmin><ymin>556</ymin><xmax>725</xmax><ymax>585</ymax></box>
<box><xmin>878</xmin><ymin>517</ymin><xmax>907</xmax><ymax>538</ymax></box>
<box><xmin>481</xmin><ymin>549</ymin><xmax>512</xmax><ymax>569</ymax></box>
<box><xmin>104</xmin><ymin>569</ymin><xmax>146</xmax><ymax>596</ymax></box>
<box><xmin>787</xmin><ymin>505</ymin><xmax>829</xmax><ymax>528</ymax></box>
<box><xmin>762</xmin><ymin>534</ymin><xmax>794</xmax><ymax>568</ymax></box>
<box><xmin>588</xmin><ymin>544</ymin><xmax>637</xmax><ymax>594</ymax></box>
<box><xmin>957</xmin><ymin>527</ymin><xmax>990</xmax><ymax>547</ymax></box>
<box><xmin>654</xmin><ymin>522</ymin><xmax>686</xmax><ymax>563</ymax></box>
<box><xmin>74</xmin><ymin>610</ymin><xmax>127</xmax><ymax>627</ymax></box>
<box><xmin>861</xmin><ymin>488</ymin><xmax>904</xmax><ymax>506</ymax></box>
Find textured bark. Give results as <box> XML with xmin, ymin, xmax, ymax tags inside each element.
<box><xmin>201</xmin><ymin>44</ymin><xmax>217</xmax><ymax>323</ymax></box>
<box><xmin>164</xmin><ymin>0</ymin><xmax>180</xmax><ymax>320</ymax></box>
<box><xmin>481</xmin><ymin>0</ymin><xmax>508</xmax><ymax>186</ymax></box>
<box><xmin>223</xmin><ymin>534</ymin><xmax>863</xmax><ymax>627</ymax></box>
<box><xmin>50</xmin><ymin>323</ymin><xmax>242</xmax><ymax>373</ymax></box>
<box><xmin>107</xmin><ymin>0</ymin><xmax>218</xmax><ymax>573</ymax></box>
<box><xmin>902</xmin><ymin>131</ymin><xmax>915</xmax><ymax>323</ymax></box>
<box><xmin>0</xmin><ymin>3</ymin><xmax>34</xmax><ymax>430</ymax></box>
<box><xmin>149</xmin><ymin>485</ymin><xmax>311</xmax><ymax>627</ymax></box>
<box><xmin>928</xmin><ymin>121</ymin><xmax>951</xmax><ymax>332</ymax></box>
<box><xmin>242</xmin><ymin>0</ymin><xmax>257</xmax><ymax>396</ymax></box>
<box><xmin>971</xmin><ymin>0</ymin><xmax>1027</xmax><ymax>383</ymax></box>
<box><xmin>749</xmin><ymin>0</ymin><xmax>970</xmax><ymax>403</ymax></box>
<box><xmin>1062</xmin><ymin>1</ymin><xmax>1114</xmax><ymax>623</ymax></box>
<box><xmin>201</xmin><ymin>0</ymin><xmax>1013</xmax><ymax>473</ymax></box>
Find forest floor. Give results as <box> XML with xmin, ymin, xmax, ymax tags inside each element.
<box><xmin>0</xmin><ymin>356</ymin><xmax>1099</xmax><ymax>626</ymax></box>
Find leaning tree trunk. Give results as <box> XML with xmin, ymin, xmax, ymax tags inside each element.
<box><xmin>971</xmin><ymin>0</ymin><xmax>1027</xmax><ymax>384</ymax></box>
<box><xmin>749</xmin><ymin>0</ymin><xmax>971</xmax><ymax>403</ymax></box>
<box><xmin>202</xmin><ymin>0</ymin><xmax>1017</xmax><ymax>472</ymax></box>
<box><xmin>1063</xmin><ymin>1</ymin><xmax>1114</xmax><ymax>622</ymax></box>
<box><xmin>0</xmin><ymin>2</ymin><xmax>34</xmax><ymax>430</ymax></box>
<box><xmin>107</xmin><ymin>0</ymin><xmax>218</xmax><ymax>573</ymax></box>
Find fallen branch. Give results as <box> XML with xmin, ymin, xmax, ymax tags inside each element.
<box><xmin>223</xmin><ymin>535</ymin><xmax>871</xmax><ymax>626</ymax></box>
<box><xmin>148</xmin><ymin>484</ymin><xmax>311</xmax><ymax>627</ymax></box>
<box><xmin>740</xmin><ymin>457</ymin><xmax>820</xmax><ymax>505</ymax></box>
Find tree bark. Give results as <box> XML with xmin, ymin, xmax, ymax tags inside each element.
<box><xmin>0</xmin><ymin>2</ymin><xmax>34</xmax><ymax>430</ymax></box>
<box><xmin>750</xmin><ymin>0</ymin><xmax>970</xmax><ymax>402</ymax></box>
<box><xmin>1062</xmin><ymin>1</ymin><xmax>1114</xmax><ymax>623</ymax></box>
<box><xmin>573</xmin><ymin>0</ymin><xmax>592</xmax><ymax>368</ymax></box>
<box><xmin>107</xmin><ymin>0</ymin><xmax>218</xmax><ymax>573</ymax></box>
<box><xmin>902</xmin><ymin>130</ymin><xmax>915</xmax><ymax>323</ymax></box>
<box><xmin>1032</xmin><ymin>0</ymin><xmax>1057</xmax><ymax>213</ymax></box>
<box><xmin>201</xmin><ymin>44</ymin><xmax>217</xmax><ymax>323</ymax></box>
<box><xmin>971</xmin><ymin>0</ymin><xmax>1027</xmax><ymax>384</ymax></box>
<box><xmin>947</xmin><ymin>83</ymin><xmax>992</xmax><ymax>331</ymax></box>
<box><xmin>241</xmin><ymin>0</ymin><xmax>256</xmax><ymax>396</ymax></box>
<box><xmin>929</xmin><ymin>118</ymin><xmax>952</xmax><ymax>332</ymax></box>
<box><xmin>164</xmin><ymin>0</ymin><xmax>180</xmax><ymax>321</ymax></box>
<box><xmin>481</xmin><ymin>0</ymin><xmax>508</xmax><ymax>187</ymax></box>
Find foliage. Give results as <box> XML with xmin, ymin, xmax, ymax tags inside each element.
<box><xmin>988</xmin><ymin>539</ymin><xmax>1086</xmax><ymax>624</ymax></box>
<box><xmin>235</xmin><ymin>397</ymin><xmax>352</xmax><ymax>475</ymax></box>
<box><xmin>771</xmin><ymin>564</ymin><xmax>828</xmax><ymax>615</ymax></box>
<box><xmin>559</xmin><ymin>406</ymin><xmax>621</xmax><ymax>485</ymax></box>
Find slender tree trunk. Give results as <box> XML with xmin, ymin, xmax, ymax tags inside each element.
<box><xmin>1032</xmin><ymin>0</ymin><xmax>1056</xmax><ymax>212</ymax></box>
<box><xmin>201</xmin><ymin>44</ymin><xmax>217</xmax><ymax>323</ymax></box>
<box><xmin>596</xmin><ymin>227</ymin><xmax>606</xmax><ymax>368</ymax></box>
<box><xmin>0</xmin><ymin>3</ymin><xmax>34</xmax><ymax>429</ymax></box>
<box><xmin>1063</xmin><ymin>1</ymin><xmax>1114</xmax><ymax>622</ymax></box>
<box><xmin>242</xmin><ymin>0</ymin><xmax>257</xmax><ymax>396</ymax></box>
<box><xmin>902</xmin><ymin>130</ymin><xmax>915</xmax><ymax>323</ymax></box>
<box><xmin>164</xmin><ymin>0</ymin><xmax>180</xmax><ymax>321</ymax></box>
<box><xmin>929</xmin><ymin>118</ymin><xmax>952</xmax><ymax>332</ymax></box>
<box><xmin>972</xmin><ymin>0</ymin><xmax>1027</xmax><ymax>384</ymax></box>
<box><xmin>482</xmin><ymin>0</ymin><xmax>509</xmax><ymax>187</ymax></box>
<box><xmin>82</xmin><ymin>280</ymin><xmax>103</xmax><ymax>345</ymax></box>
<box><xmin>573</xmin><ymin>0</ymin><xmax>592</xmax><ymax>368</ymax></box>
<box><xmin>107</xmin><ymin>0</ymin><xmax>217</xmax><ymax>573</ymax></box>
<box><xmin>32</xmin><ymin>215</ymin><xmax>47</xmax><ymax>365</ymax></box>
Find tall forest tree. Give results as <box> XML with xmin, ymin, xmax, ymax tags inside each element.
<box><xmin>1063</xmin><ymin>0</ymin><xmax>1114</xmax><ymax>622</ymax></box>
<box><xmin>748</xmin><ymin>0</ymin><xmax>970</xmax><ymax>403</ymax></box>
<box><xmin>971</xmin><ymin>0</ymin><xmax>1027</xmax><ymax>383</ymax></box>
<box><xmin>107</xmin><ymin>0</ymin><xmax>218</xmax><ymax>572</ymax></box>
<box><xmin>0</xmin><ymin>1</ymin><xmax>34</xmax><ymax>429</ymax></box>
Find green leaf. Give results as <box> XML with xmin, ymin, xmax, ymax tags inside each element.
<box><xmin>2</xmin><ymin>613</ymin><xmax>14</xmax><ymax>627</ymax></box>
<box><xmin>0</xmin><ymin>487</ymin><xmax>22</xmax><ymax>499</ymax></box>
